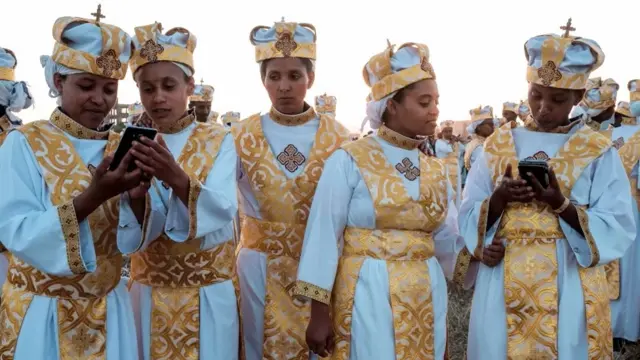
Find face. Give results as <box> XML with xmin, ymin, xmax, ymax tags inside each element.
<box><xmin>385</xmin><ymin>79</ymin><xmax>440</xmax><ymax>137</ymax></box>
<box><xmin>263</xmin><ymin>58</ymin><xmax>314</xmax><ymax>114</ymax></box>
<box><xmin>442</xmin><ymin>127</ymin><xmax>453</xmax><ymax>140</ymax></box>
<box><xmin>503</xmin><ymin>110</ymin><xmax>517</xmax><ymax>122</ymax></box>
<box><xmin>135</xmin><ymin>62</ymin><xmax>195</xmax><ymax>125</ymax></box>
<box><xmin>55</xmin><ymin>73</ymin><xmax>118</xmax><ymax>129</ymax></box>
<box><xmin>475</xmin><ymin>119</ymin><xmax>495</xmax><ymax>138</ymax></box>
<box><xmin>189</xmin><ymin>101</ymin><xmax>211</xmax><ymax>122</ymax></box>
<box><xmin>528</xmin><ymin>83</ymin><xmax>583</xmax><ymax>131</ymax></box>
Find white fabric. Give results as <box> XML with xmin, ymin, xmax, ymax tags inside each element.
<box><xmin>296</xmin><ymin>136</ymin><xmax>466</xmax><ymax>359</ymax></box>
<box><xmin>361</xmin><ymin>94</ymin><xmax>392</xmax><ymax>131</ymax></box>
<box><xmin>466</xmin><ymin>119</ymin><xmax>484</xmax><ymax>135</ymax></box>
<box><xmin>459</xmin><ymin>124</ymin><xmax>635</xmax><ymax>359</ymax></box>
<box><xmin>0</xmin><ymin>80</ymin><xmax>32</xmax><ymax>113</ymax></box>
<box><xmin>40</xmin><ymin>55</ymin><xmax>82</xmax><ymax>104</ymax></box>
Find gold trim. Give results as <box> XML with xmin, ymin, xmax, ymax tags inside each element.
<box><xmin>50</xmin><ymin>108</ymin><xmax>110</xmax><ymax>140</ymax></box>
<box><xmin>576</xmin><ymin>205</ymin><xmax>600</xmax><ymax>267</ymax></box>
<box><xmin>153</xmin><ymin>111</ymin><xmax>195</xmax><ymax>134</ymax></box>
<box><xmin>377</xmin><ymin>125</ymin><xmax>424</xmax><ymax>150</ymax></box>
<box><xmin>452</xmin><ymin>247</ymin><xmax>472</xmax><ymax>286</ymax></box>
<box><xmin>268</xmin><ymin>105</ymin><xmax>316</xmax><ymax>126</ymax></box>
<box><xmin>186</xmin><ymin>176</ymin><xmax>202</xmax><ymax>241</ymax></box>
<box><xmin>475</xmin><ymin>197</ymin><xmax>490</xmax><ymax>260</ymax></box>
<box><xmin>0</xmin><ymin>67</ymin><xmax>15</xmax><ymax>81</ymax></box>
<box><xmin>293</xmin><ymin>280</ymin><xmax>331</xmax><ymax>305</ymax></box>
<box><xmin>463</xmin><ymin>137</ymin><xmax>485</xmax><ymax>170</ymax></box>
<box><xmin>370</xmin><ymin>64</ymin><xmax>434</xmax><ymax>101</ymax></box>
<box><xmin>57</xmin><ymin>200</ymin><xmax>86</xmax><ymax>275</ymax></box>
<box><xmin>630</xmin><ymin>92</ymin><xmax>640</xmax><ymax>102</ymax></box>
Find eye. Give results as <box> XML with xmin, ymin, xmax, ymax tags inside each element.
<box><xmin>268</xmin><ymin>73</ymin><xmax>280</xmax><ymax>81</ymax></box>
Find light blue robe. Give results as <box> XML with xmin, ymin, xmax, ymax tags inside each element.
<box><xmin>118</xmin><ymin>122</ymin><xmax>239</xmax><ymax>360</ymax></box>
<box><xmin>296</xmin><ymin>136</ymin><xmax>466</xmax><ymax>359</ymax></box>
<box><xmin>0</xmin><ymin>126</ymin><xmax>138</xmax><ymax>360</ymax></box>
<box><xmin>459</xmin><ymin>124</ymin><xmax>636</xmax><ymax>359</ymax></box>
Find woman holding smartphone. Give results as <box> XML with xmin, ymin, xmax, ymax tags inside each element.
<box><xmin>0</xmin><ymin>13</ymin><xmax>141</xmax><ymax>359</ymax></box>
<box><xmin>117</xmin><ymin>22</ymin><xmax>240</xmax><ymax>360</ymax></box>
<box><xmin>459</xmin><ymin>21</ymin><xmax>636</xmax><ymax>359</ymax></box>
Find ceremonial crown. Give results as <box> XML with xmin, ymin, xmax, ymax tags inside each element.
<box><xmin>250</xmin><ymin>19</ymin><xmax>316</xmax><ymax>62</ymax></box>
<box><xmin>130</xmin><ymin>22</ymin><xmax>197</xmax><ymax>75</ymax></box>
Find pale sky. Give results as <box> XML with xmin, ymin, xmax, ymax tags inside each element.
<box><xmin>3</xmin><ymin>0</ymin><xmax>639</xmax><ymax>131</ymax></box>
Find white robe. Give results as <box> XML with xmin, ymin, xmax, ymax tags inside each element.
<box><xmin>0</xmin><ymin>129</ymin><xmax>138</xmax><ymax>360</ymax></box>
<box><xmin>609</xmin><ymin>124</ymin><xmax>640</xmax><ymax>341</ymax></box>
<box><xmin>117</xmin><ymin>122</ymin><xmax>239</xmax><ymax>360</ymax></box>
<box><xmin>459</xmin><ymin>125</ymin><xmax>636</xmax><ymax>359</ymax></box>
<box><xmin>236</xmin><ymin>113</ymin><xmax>322</xmax><ymax>360</ymax></box>
<box><xmin>297</xmin><ymin>136</ymin><xmax>465</xmax><ymax>359</ymax></box>
<box><xmin>435</xmin><ymin>138</ymin><xmax>463</xmax><ymax>208</ymax></box>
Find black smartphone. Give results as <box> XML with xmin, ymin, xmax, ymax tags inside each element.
<box><xmin>518</xmin><ymin>160</ymin><xmax>549</xmax><ymax>187</ymax></box>
<box><xmin>109</xmin><ymin>126</ymin><xmax>158</xmax><ymax>172</ymax></box>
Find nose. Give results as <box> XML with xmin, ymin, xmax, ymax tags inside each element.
<box><xmin>90</xmin><ymin>89</ymin><xmax>106</xmax><ymax>107</ymax></box>
<box><xmin>277</xmin><ymin>79</ymin><xmax>292</xmax><ymax>93</ymax></box>
<box><xmin>153</xmin><ymin>89</ymin><xmax>166</xmax><ymax>104</ymax></box>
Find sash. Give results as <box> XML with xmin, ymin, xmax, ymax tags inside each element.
<box><xmin>463</xmin><ymin>137</ymin><xmax>484</xmax><ymax>170</ymax></box>
<box><xmin>443</xmin><ymin>142</ymin><xmax>459</xmax><ymax>202</ymax></box>
<box><xmin>0</xmin><ymin>119</ymin><xmax>121</xmax><ymax>360</ymax></box>
<box><xmin>128</xmin><ymin>122</ymin><xmax>235</xmax><ymax>360</ymax></box>
<box><xmin>330</xmin><ymin>137</ymin><xmax>447</xmax><ymax>360</ymax></box>
<box><xmin>482</xmin><ymin>123</ymin><xmax>613</xmax><ymax>359</ymax></box>
<box><xmin>232</xmin><ymin>113</ymin><xmax>350</xmax><ymax>358</ymax></box>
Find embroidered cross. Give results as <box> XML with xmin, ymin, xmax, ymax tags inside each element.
<box><xmin>524</xmin><ymin>151</ymin><xmax>550</xmax><ymax>161</ymax></box>
<box><xmin>91</xmin><ymin>4</ymin><xmax>105</xmax><ymax>23</ymax></box>
<box><xmin>96</xmin><ymin>49</ymin><xmax>121</xmax><ymax>78</ymax></box>
<box><xmin>395</xmin><ymin>158</ymin><xmax>420</xmax><ymax>181</ymax></box>
<box><xmin>140</xmin><ymin>40</ymin><xmax>164</xmax><ymax>62</ymax></box>
<box><xmin>560</xmin><ymin>18</ymin><xmax>575</xmax><ymax>38</ymax></box>
<box><xmin>613</xmin><ymin>137</ymin><xmax>625</xmax><ymax>150</ymax></box>
<box><xmin>538</xmin><ymin>61</ymin><xmax>562</xmax><ymax>86</ymax></box>
<box><xmin>277</xmin><ymin>144</ymin><xmax>305</xmax><ymax>172</ymax></box>
<box><xmin>275</xmin><ymin>31</ymin><xmax>297</xmax><ymax>57</ymax></box>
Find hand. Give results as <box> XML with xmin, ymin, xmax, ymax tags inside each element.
<box><xmin>128</xmin><ymin>180</ymin><xmax>151</xmax><ymax>200</ymax></box>
<box><xmin>306</xmin><ymin>301</ymin><xmax>334</xmax><ymax>357</ymax></box>
<box><xmin>491</xmin><ymin>164</ymin><xmax>535</xmax><ymax>210</ymax></box>
<box><xmin>528</xmin><ymin>167</ymin><xmax>566</xmax><ymax>210</ymax></box>
<box><xmin>88</xmin><ymin>152</ymin><xmax>144</xmax><ymax>203</ymax></box>
<box><xmin>481</xmin><ymin>237</ymin><xmax>505</xmax><ymax>267</ymax></box>
<box><xmin>131</xmin><ymin>135</ymin><xmax>187</xmax><ymax>189</ymax></box>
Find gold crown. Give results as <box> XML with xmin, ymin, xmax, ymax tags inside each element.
<box><xmin>190</xmin><ymin>84</ymin><xmax>214</xmax><ymax>102</ymax></box>
<box><xmin>629</xmin><ymin>79</ymin><xmax>640</xmax><ymax>102</ymax></box>
<box><xmin>616</xmin><ymin>101</ymin><xmax>633</xmax><ymax>119</ymax></box>
<box><xmin>582</xmin><ymin>77</ymin><xmax>618</xmax><ymax>109</ymax></box>
<box><xmin>502</xmin><ymin>102</ymin><xmax>518</xmax><ymax>113</ymax></box>
<box><xmin>363</xmin><ymin>42</ymin><xmax>435</xmax><ymax>101</ymax></box>
<box><xmin>441</xmin><ymin>120</ymin><xmax>454</xmax><ymax>128</ymax></box>
<box><xmin>51</xmin><ymin>16</ymin><xmax>130</xmax><ymax>80</ymax></box>
<box><xmin>0</xmin><ymin>48</ymin><xmax>16</xmax><ymax>81</ymax></box>
<box><xmin>130</xmin><ymin>23</ymin><xmax>196</xmax><ymax>75</ymax></box>
<box><xmin>470</xmin><ymin>105</ymin><xmax>494</xmax><ymax>122</ymax></box>
<box><xmin>250</xmin><ymin>20</ymin><xmax>316</xmax><ymax>62</ymax></box>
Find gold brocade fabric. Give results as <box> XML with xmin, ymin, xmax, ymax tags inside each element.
<box><xmin>463</xmin><ymin>137</ymin><xmax>484</xmax><ymax>170</ymax></box>
<box><xmin>443</xmin><ymin>142</ymin><xmax>459</xmax><ymax>200</ymax></box>
<box><xmin>128</xmin><ymin>122</ymin><xmax>233</xmax><ymax>360</ymax></box>
<box><xmin>0</xmin><ymin>116</ymin><xmax>122</xmax><ymax>360</ymax></box>
<box><xmin>483</xmin><ymin>122</ymin><xmax>613</xmax><ymax>359</ymax></box>
<box><xmin>232</xmin><ymin>112</ymin><xmax>350</xmax><ymax>359</ymax></box>
<box><xmin>0</xmin><ymin>115</ymin><xmax>12</xmax><ymax>145</ymax></box>
<box><xmin>331</xmin><ymin>137</ymin><xmax>447</xmax><ymax>360</ymax></box>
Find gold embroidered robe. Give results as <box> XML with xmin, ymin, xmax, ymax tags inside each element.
<box><xmin>463</xmin><ymin>136</ymin><xmax>485</xmax><ymax>171</ymax></box>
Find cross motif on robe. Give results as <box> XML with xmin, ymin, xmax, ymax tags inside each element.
<box><xmin>91</xmin><ymin>4</ymin><xmax>106</xmax><ymax>23</ymax></box>
<box><xmin>277</xmin><ymin>144</ymin><xmax>306</xmax><ymax>173</ymax></box>
<box><xmin>395</xmin><ymin>158</ymin><xmax>420</xmax><ymax>181</ymax></box>
<box><xmin>560</xmin><ymin>18</ymin><xmax>575</xmax><ymax>38</ymax></box>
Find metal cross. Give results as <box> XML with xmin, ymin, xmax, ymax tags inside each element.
<box><xmin>91</xmin><ymin>4</ymin><xmax>106</xmax><ymax>23</ymax></box>
<box><xmin>386</xmin><ymin>38</ymin><xmax>394</xmax><ymax>50</ymax></box>
<box><xmin>200</xmin><ymin>78</ymin><xmax>204</xmax><ymax>86</ymax></box>
<box><xmin>560</xmin><ymin>18</ymin><xmax>575</xmax><ymax>38</ymax></box>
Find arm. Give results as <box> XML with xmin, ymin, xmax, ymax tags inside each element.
<box><xmin>164</xmin><ymin>134</ymin><xmax>238</xmax><ymax>243</ymax></box>
<box><xmin>294</xmin><ymin>150</ymin><xmax>355</xmax><ymax>305</ymax></box>
<box><xmin>560</xmin><ymin>148</ymin><xmax>636</xmax><ymax>267</ymax></box>
<box><xmin>0</xmin><ymin>131</ymin><xmax>97</xmax><ymax>276</ymax></box>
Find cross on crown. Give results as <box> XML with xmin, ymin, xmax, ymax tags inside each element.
<box><xmin>560</xmin><ymin>18</ymin><xmax>575</xmax><ymax>38</ymax></box>
<box><xmin>91</xmin><ymin>4</ymin><xmax>105</xmax><ymax>23</ymax></box>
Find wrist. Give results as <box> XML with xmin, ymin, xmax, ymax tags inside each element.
<box><xmin>168</xmin><ymin>167</ymin><xmax>189</xmax><ymax>191</ymax></box>
<box><xmin>489</xmin><ymin>191</ymin><xmax>506</xmax><ymax>212</ymax></box>
<box><xmin>549</xmin><ymin>194</ymin><xmax>566</xmax><ymax>210</ymax></box>
<box><xmin>84</xmin><ymin>185</ymin><xmax>107</xmax><ymax>206</ymax></box>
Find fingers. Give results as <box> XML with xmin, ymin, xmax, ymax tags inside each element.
<box><xmin>504</xmin><ymin>163</ymin><xmax>513</xmax><ymax>178</ymax></box>
<box><xmin>115</xmin><ymin>151</ymin><xmax>134</xmax><ymax>175</ymax></box>
<box><xmin>140</xmin><ymin>136</ymin><xmax>171</xmax><ymax>157</ymax></box>
<box><xmin>527</xmin><ymin>172</ymin><xmax>546</xmax><ymax>193</ymax></box>
<box><xmin>156</xmin><ymin>134</ymin><xmax>170</xmax><ymax>150</ymax></box>
<box><xmin>326</xmin><ymin>331</ymin><xmax>335</xmax><ymax>354</ymax></box>
<box><xmin>134</xmin><ymin>160</ymin><xmax>156</xmax><ymax>176</ymax></box>
<box><xmin>96</xmin><ymin>155</ymin><xmax>112</xmax><ymax>177</ymax></box>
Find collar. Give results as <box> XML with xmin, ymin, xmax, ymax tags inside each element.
<box><xmin>269</xmin><ymin>104</ymin><xmax>316</xmax><ymax>126</ymax></box>
<box><xmin>523</xmin><ymin>115</ymin><xmax>581</xmax><ymax>134</ymax></box>
<box><xmin>50</xmin><ymin>108</ymin><xmax>110</xmax><ymax>140</ymax></box>
<box><xmin>377</xmin><ymin>125</ymin><xmax>424</xmax><ymax>150</ymax></box>
<box><xmin>153</xmin><ymin>111</ymin><xmax>196</xmax><ymax>134</ymax></box>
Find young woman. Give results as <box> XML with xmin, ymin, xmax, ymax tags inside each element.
<box><xmin>0</xmin><ymin>15</ymin><xmax>140</xmax><ymax>359</ymax></box>
<box><xmin>234</xmin><ymin>19</ymin><xmax>351</xmax><ymax>359</ymax></box>
<box><xmin>500</xmin><ymin>101</ymin><xmax>519</xmax><ymax>126</ymax></box>
<box><xmin>295</xmin><ymin>42</ymin><xmax>470</xmax><ymax>359</ymax></box>
<box><xmin>459</xmin><ymin>25</ymin><xmax>635</xmax><ymax>359</ymax></box>
<box><xmin>572</xmin><ymin>77</ymin><xmax>619</xmax><ymax>131</ymax></box>
<box><xmin>117</xmin><ymin>22</ymin><xmax>239</xmax><ymax>360</ymax></box>
<box><xmin>463</xmin><ymin>105</ymin><xmax>495</xmax><ymax>171</ymax></box>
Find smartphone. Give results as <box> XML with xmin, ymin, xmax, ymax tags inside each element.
<box><xmin>518</xmin><ymin>160</ymin><xmax>549</xmax><ymax>187</ymax></box>
<box><xmin>109</xmin><ymin>126</ymin><xmax>158</xmax><ymax>172</ymax></box>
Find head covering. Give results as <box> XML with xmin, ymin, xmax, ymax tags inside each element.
<box><xmin>525</xmin><ymin>19</ymin><xmax>604</xmax><ymax>90</ymax></box>
<box><xmin>40</xmin><ymin>14</ymin><xmax>133</xmax><ymax>102</ymax></box>
<box><xmin>466</xmin><ymin>106</ymin><xmax>495</xmax><ymax>134</ymax></box>
<box><xmin>221</xmin><ymin>111</ymin><xmax>241</xmax><ymax>127</ymax></box>
<box><xmin>315</xmin><ymin>93</ymin><xmax>336</xmax><ymax>115</ymax></box>
<box><xmin>629</xmin><ymin>79</ymin><xmax>640</xmax><ymax>117</ymax></box>
<box><xmin>518</xmin><ymin>100</ymin><xmax>531</xmax><ymax>120</ymax></box>
<box><xmin>207</xmin><ymin>111</ymin><xmax>219</xmax><ymax>124</ymax></box>
<box><xmin>190</xmin><ymin>83</ymin><xmax>214</xmax><ymax>103</ymax></box>
<box><xmin>126</xmin><ymin>102</ymin><xmax>144</xmax><ymax>125</ymax></box>
<box><xmin>440</xmin><ymin>120</ymin><xmax>454</xmax><ymax>129</ymax></box>
<box><xmin>615</xmin><ymin>101</ymin><xmax>633</xmax><ymax>117</ymax></box>
<box><xmin>502</xmin><ymin>102</ymin><xmax>518</xmax><ymax>114</ymax></box>
<box><xmin>250</xmin><ymin>19</ymin><xmax>316</xmax><ymax>62</ymax></box>
<box><xmin>130</xmin><ymin>22</ymin><xmax>196</xmax><ymax>76</ymax></box>
<box><xmin>361</xmin><ymin>41</ymin><xmax>436</xmax><ymax>131</ymax></box>
<box><xmin>0</xmin><ymin>48</ymin><xmax>32</xmax><ymax>118</ymax></box>
<box><xmin>574</xmin><ymin>77</ymin><xmax>619</xmax><ymax>117</ymax></box>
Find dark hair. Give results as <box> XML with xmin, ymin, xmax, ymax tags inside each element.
<box><xmin>0</xmin><ymin>105</ymin><xmax>6</xmax><ymax>118</ymax></box>
<box><xmin>260</xmin><ymin>58</ymin><xmax>314</xmax><ymax>81</ymax></box>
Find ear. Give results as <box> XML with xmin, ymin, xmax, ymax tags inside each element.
<box><xmin>307</xmin><ymin>71</ymin><xmax>315</xmax><ymax>89</ymax></box>
<box><xmin>53</xmin><ymin>73</ymin><xmax>65</xmax><ymax>95</ymax></box>
<box><xmin>386</xmin><ymin>98</ymin><xmax>397</xmax><ymax>117</ymax></box>
<box><xmin>186</xmin><ymin>76</ymin><xmax>195</xmax><ymax>97</ymax></box>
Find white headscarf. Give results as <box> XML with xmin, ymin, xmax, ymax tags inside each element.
<box><xmin>40</xmin><ymin>55</ymin><xmax>83</xmax><ymax>105</ymax></box>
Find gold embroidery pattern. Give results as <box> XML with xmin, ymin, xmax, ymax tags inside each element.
<box><xmin>129</xmin><ymin>122</ymin><xmax>229</xmax><ymax>360</ymax></box>
<box><xmin>274</xmin><ymin>31</ymin><xmax>297</xmax><ymax>57</ymax></box>
<box><xmin>268</xmin><ymin>106</ymin><xmax>316</xmax><ymax>126</ymax></box>
<box><xmin>484</xmin><ymin>123</ymin><xmax>612</xmax><ymax>359</ymax></box>
<box><xmin>442</xmin><ymin>142</ymin><xmax>459</xmax><ymax>201</ymax></box>
<box><xmin>96</xmin><ymin>49</ymin><xmax>122</xmax><ymax>78</ymax></box>
<box><xmin>463</xmin><ymin>137</ymin><xmax>484</xmax><ymax>170</ymax></box>
<box><xmin>50</xmin><ymin>108</ymin><xmax>111</xmax><ymax>140</ymax></box>
<box><xmin>538</xmin><ymin>61</ymin><xmax>563</xmax><ymax>86</ymax></box>
<box><xmin>0</xmin><ymin>120</ymin><xmax>122</xmax><ymax>360</ymax></box>
<box><xmin>452</xmin><ymin>247</ymin><xmax>472</xmax><ymax>286</ymax></box>
<box><xmin>277</xmin><ymin>144</ymin><xmax>306</xmax><ymax>173</ymax></box>
<box><xmin>474</xmin><ymin>198</ymin><xmax>491</xmax><ymax>260</ymax></box>
<box><xmin>292</xmin><ymin>280</ymin><xmax>330</xmax><ymax>305</ymax></box>
<box><xmin>140</xmin><ymin>39</ymin><xmax>165</xmax><ymax>62</ymax></box>
<box><xmin>57</xmin><ymin>201</ymin><xmax>84</xmax><ymax>274</ymax></box>
<box><xmin>232</xmin><ymin>113</ymin><xmax>350</xmax><ymax>358</ymax></box>
<box><xmin>332</xmin><ymin>139</ymin><xmax>448</xmax><ymax>360</ymax></box>
<box><xmin>378</xmin><ymin>125</ymin><xmax>424</xmax><ymax>150</ymax></box>
<box><xmin>153</xmin><ymin>112</ymin><xmax>196</xmax><ymax>134</ymax></box>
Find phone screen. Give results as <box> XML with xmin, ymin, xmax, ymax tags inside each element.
<box><xmin>109</xmin><ymin>126</ymin><xmax>158</xmax><ymax>171</ymax></box>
